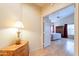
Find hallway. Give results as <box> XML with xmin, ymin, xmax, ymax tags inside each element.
<box><xmin>30</xmin><ymin>38</ymin><xmax>74</xmax><ymax>56</ymax></box>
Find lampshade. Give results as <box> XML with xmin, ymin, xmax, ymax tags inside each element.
<box><xmin>14</xmin><ymin>21</ymin><xmax>24</xmax><ymax>29</ymax></box>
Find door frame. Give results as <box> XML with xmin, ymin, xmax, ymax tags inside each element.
<box><xmin>43</xmin><ymin>16</ymin><xmax>51</xmax><ymax>48</ymax></box>
<box><xmin>74</xmin><ymin>4</ymin><xmax>79</xmax><ymax>56</ymax></box>
<box><xmin>41</xmin><ymin>4</ymin><xmax>79</xmax><ymax>55</ymax></box>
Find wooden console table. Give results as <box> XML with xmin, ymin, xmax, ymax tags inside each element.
<box><xmin>0</xmin><ymin>40</ymin><xmax>29</xmax><ymax>56</ymax></box>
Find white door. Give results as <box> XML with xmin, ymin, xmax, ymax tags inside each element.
<box><xmin>43</xmin><ymin>17</ymin><xmax>51</xmax><ymax>48</ymax></box>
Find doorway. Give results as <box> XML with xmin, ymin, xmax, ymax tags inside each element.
<box><xmin>43</xmin><ymin>4</ymin><xmax>75</xmax><ymax>56</ymax></box>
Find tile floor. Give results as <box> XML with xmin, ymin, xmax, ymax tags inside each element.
<box><xmin>30</xmin><ymin>38</ymin><xmax>74</xmax><ymax>56</ymax></box>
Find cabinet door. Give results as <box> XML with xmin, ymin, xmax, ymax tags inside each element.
<box><xmin>14</xmin><ymin>43</ymin><xmax>29</xmax><ymax>56</ymax></box>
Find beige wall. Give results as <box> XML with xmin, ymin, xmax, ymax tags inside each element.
<box><xmin>0</xmin><ymin>4</ymin><xmax>41</xmax><ymax>52</ymax></box>
<box><xmin>0</xmin><ymin>3</ymin><xmax>21</xmax><ymax>28</ymax></box>
<box><xmin>21</xmin><ymin>4</ymin><xmax>41</xmax><ymax>52</ymax></box>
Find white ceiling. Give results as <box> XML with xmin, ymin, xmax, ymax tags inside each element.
<box><xmin>49</xmin><ymin>5</ymin><xmax>74</xmax><ymax>23</ymax></box>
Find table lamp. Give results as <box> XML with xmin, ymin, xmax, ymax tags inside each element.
<box><xmin>14</xmin><ymin>21</ymin><xmax>24</xmax><ymax>45</ymax></box>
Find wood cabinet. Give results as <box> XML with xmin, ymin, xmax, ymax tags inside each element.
<box><xmin>0</xmin><ymin>40</ymin><xmax>29</xmax><ymax>56</ymax></box>
<box><xmin>56</xmin><ymin>26</ymin><xmax>64</xmax><ymax>37</ymax></box>
<box><xmin>56</xmin><ymin>24</ymin><xmax>68</xmax><ymax>38</ymax></box>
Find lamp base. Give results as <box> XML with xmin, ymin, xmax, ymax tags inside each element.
<box><xmin>16</xmin><ymin>39</ymin><xmax>21</xmax><ymax>45</ymax></box>
<box><xmin>16</xmin><ymin>31</ymin><xmax>21</xmax><ymax>45</ymax></box>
